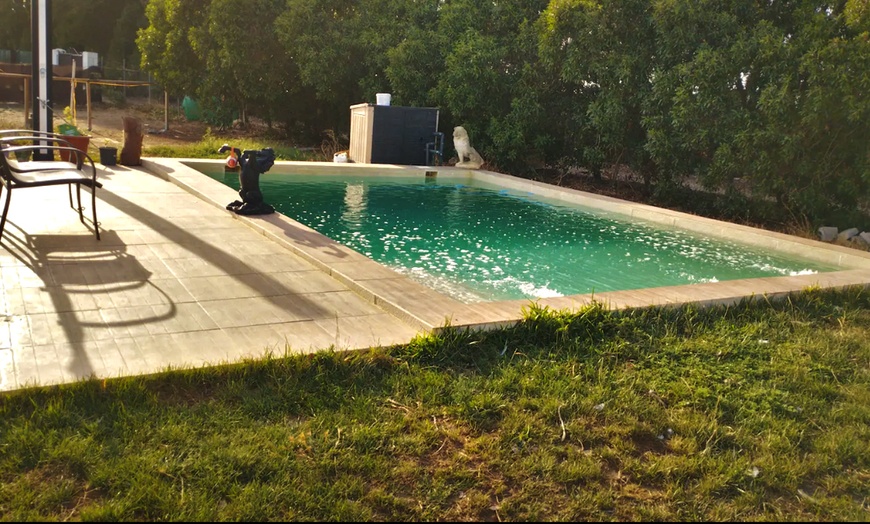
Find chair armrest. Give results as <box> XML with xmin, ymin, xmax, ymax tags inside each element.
<box><xmin>0</xmin><ymin>129</ymin><xmax>71</xmax><ymax>141</ymax></box>
<box><xmin>1</xmin><ymin>135</ymin><xmax>88</xmax><ymax>169</ymax></box>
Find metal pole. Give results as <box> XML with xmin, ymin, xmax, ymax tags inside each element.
<box><xmin>31</xmin><ymin>0</ymin><xmax>54</xmax><ymax>160</ymax></box>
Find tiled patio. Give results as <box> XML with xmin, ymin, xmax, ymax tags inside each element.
<box><xmin>0</xmin><ymin>163</ymin><xmax>421</xmax><ymax>392</ymax></box>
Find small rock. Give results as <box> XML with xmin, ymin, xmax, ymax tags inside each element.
<box><xmin>861</xmin><ymin>232</ymin><xmax>870</xmax><ymax>245</ymax></box>
<box><xmin>838</xmin><ymin>227</ymin><xmax>859</xmax><ymax>242</ymax></box>
<box><xmin>818</xmin><ymin>226</ymin><xmax>838</xmax><ymax>242</ymax></box>
<box><xmin>850</xmin><ymin>234</ymin><xmax>869</xmax><ymax>247</ymax></box>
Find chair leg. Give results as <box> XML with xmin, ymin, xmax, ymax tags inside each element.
<box><xmin>75</xmin><ymin>184</ymin><xmax>84</xmax><ymax>223</ymax></box>
<box><xmin>0</xmin><ymin>184</ymin><xmax>12</xmax><ymax>242</ymax></box>
<box><xmin>90</xmin><ymin>185</ymin><xmax>100</xmax><ymax>241</ymax></box>
<box><xmin>67</xmin><ymin>183</ymin><xmax>99</xmax><ymax>240</ymax></box>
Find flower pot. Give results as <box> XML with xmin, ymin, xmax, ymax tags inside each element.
<box><xmin>99</xmin><ymin>147</ymin><xmax>117</xmax><ymax>166</ymax></box>
<box><xmin>14</xmin><ymin>149</ymin><xmax>31</xmax><ymax>162</ymax></box>
<box><xmin>59</xmin><ymin>135</ymin><xmax>90</xmax><ymax>163</ymax></box>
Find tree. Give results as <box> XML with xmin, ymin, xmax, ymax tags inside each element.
<box><xmin>274</xmin><ymin>0</ymin><xmax>437</xmax><ymax>136</ymax></box>
<box><xmin>385</xmin><ymin>26</ymin><xmax>444</xmax><ymax>108</ymax></box>
<box><xmin>107</xmin><ymin>0</ymin><xmax>149</xmax><ymax>67</ymax></box>
<box><xmin>646</xmin><ymin>0</ymin><xmax>870</xmax><ymax>222</ymax></box>
<box><xmin>538</xmin><ymin>0</ymin><xmax>657</xmax><ymax>185</ymax></box>
<box><xmin>644</xmin><ymin>0</ymin><xmax>760</xmax><ymax>193</ymax></box>
<box><xmin>429</xmin><ymin>0</ymin><xmax>551</xmax><ymax>168</ymax></box>
<box><xmin>138</xmin><ymin>0</ymin><xmax>210</xmax><ymax>95</ymax></box>
<box><xmin>0</xmin><ymin>0</ymin><xmax>31</xmax><ymax>51</ymax></box>
<box><xmin>274</xmin><ymin>0</ymin><xmax>372</xmax><ymax>133</ymax></box>
<box><xmin>192</xmin><ymin>0</ymin><xmax>296</xmax><ymax>128</ymax></box>
<box><xmin>737</xmin><ymin>2</ymin><xmax>870</xmax><ymax>221</ymax></box>
<box><xmin>0</xmin><ymin>1</ymin><xmax>146</xmax><ymax>68</ymax></box>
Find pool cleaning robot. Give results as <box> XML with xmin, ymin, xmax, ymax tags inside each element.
<box><xmin>219</xmin><ymin>144</ymin><xmax>276</xmax><ymax>215</ymax></box>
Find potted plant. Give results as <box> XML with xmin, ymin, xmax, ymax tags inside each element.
<box><xmin>2</xmin><ymin>139</ymin><xmax>33</xmax><ymax>162</ymax></box>
<box><xmin>56</xmin><ymin>106</ymin><xmax>91</xmax><ymax>162</ymax></box>
<box><xmin>13</xmin><ymin>146</ymin><xmax>32</xmax><ymax>162</ymax></box>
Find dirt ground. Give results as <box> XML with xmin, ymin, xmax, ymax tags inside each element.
<box><xmin>0</xmin><ymin>98</ymin><xmax>231</xmax><ymax>150</ymax></box>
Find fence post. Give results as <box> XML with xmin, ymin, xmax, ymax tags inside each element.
<box><xmin>86</xmin><ymin>80</ymin><xmax>92</xmax><ymax>131</ymax></box>
<box><xmin>122</xmin><ymin>59</ymin><xmax>127</xmax><ymax>101</ymax></box>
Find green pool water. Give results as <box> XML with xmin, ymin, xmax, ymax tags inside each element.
<box><xmin>207</xmin><ymin>171</ymin><xmax>835</xmax><ymax>303</ymax></box>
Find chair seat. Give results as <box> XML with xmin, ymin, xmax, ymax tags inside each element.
<box><xmin>11</xmin><ymin>168</ymin><xmax>102</xmax><ymax>188</ymax></box>
<box><xmin>11</xmin><ymin>160</ymin><xmax>79</xmax><ymax>172</ymax></box>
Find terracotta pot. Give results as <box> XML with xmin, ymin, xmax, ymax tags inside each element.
<box><xmin>59</xmin><ymin>135</ymin><xmax>90</xmax><ymax>163</ymax></box>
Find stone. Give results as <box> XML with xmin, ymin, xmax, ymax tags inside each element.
<box><xmin>837</xmin><ymin>227</ymin><xmax>859</xmax><ymax>242</ymax></box>
<box><xmin>818</xmin><ymin>226</ymin><xmax>838</xmax><ymax>242</ymax></box>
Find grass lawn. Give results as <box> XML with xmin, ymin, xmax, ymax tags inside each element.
<box><xmin>1</xmin><ymin>287</ymin><xmax>868</xmax><ymax>521</ymax></box>
<box><xmin>142</xmin><ymin>133</ymin><xmax>318</xmax><ymax>161</ymax></box>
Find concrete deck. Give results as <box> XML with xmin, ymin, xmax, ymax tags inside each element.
<box><xmin>3</xmin><ymin>157</ymin><xmax>870</xmax><ymax>393</ymax></box>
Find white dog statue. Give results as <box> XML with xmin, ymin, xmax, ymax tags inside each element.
<box><xmin>453</xmin><ymin>126</ymin><xmax>484</xmax><ymax>169</ymax></box>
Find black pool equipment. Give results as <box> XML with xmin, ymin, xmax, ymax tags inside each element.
<box><xmin>219</xmin><ymin>144</ymin><xmax>276</xmax><ymax>215</ymax></box>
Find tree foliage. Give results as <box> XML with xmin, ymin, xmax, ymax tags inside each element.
<box><xmin>138</xmin><ymin>0</ymin><xmax>210</xmax><ymax>94</ymax></box>
<box><xmin>645</xmin><ymin>1</ymin><xmax>870</xmax><ymax>221</ymax></box>
<box><xmin>0</xmin><ymin>0</ymin><xmax>146</xmax><ymax>66</ymax></box>
<box><xmin>0</xmin><ymin>0</ymin><xmax>31</xmax><ymax>50</ymax></box>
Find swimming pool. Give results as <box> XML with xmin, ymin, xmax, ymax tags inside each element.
<box><xmin>202</xmin><ymin>169</ymin><xmax>837</xmax><ymax>303</ymax></box>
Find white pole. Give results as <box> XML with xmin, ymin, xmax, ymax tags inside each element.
<box><xmin>31</xmin><ymin>0</ymin><xmax>53</xmax><ymax>160</ymax></box>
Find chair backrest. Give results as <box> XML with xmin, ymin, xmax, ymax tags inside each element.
<box><xmin>0</xmin><ymin>138</ymin><xmax>36</xmax><ymax>184</ymax></box>
<box><xmin>0</xmin><ymin>130</ymin><xmax>84</xmax><ymax>169</ymax></box>
<box><xmin>0</xmin><ymin>136</ymin><xmax>20</xmax><ymax>180</ymax></box>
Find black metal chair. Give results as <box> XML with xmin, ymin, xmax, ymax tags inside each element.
<box><xmin>0</xmin><ymin>130</ymin><xmax>102</xmax><ymax>241</ymax></box>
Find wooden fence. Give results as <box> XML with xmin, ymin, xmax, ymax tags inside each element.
<box><xmin>0</xmin><ymin>71</ymin><xmax>168</xmax><ymax>131</ymax></box>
